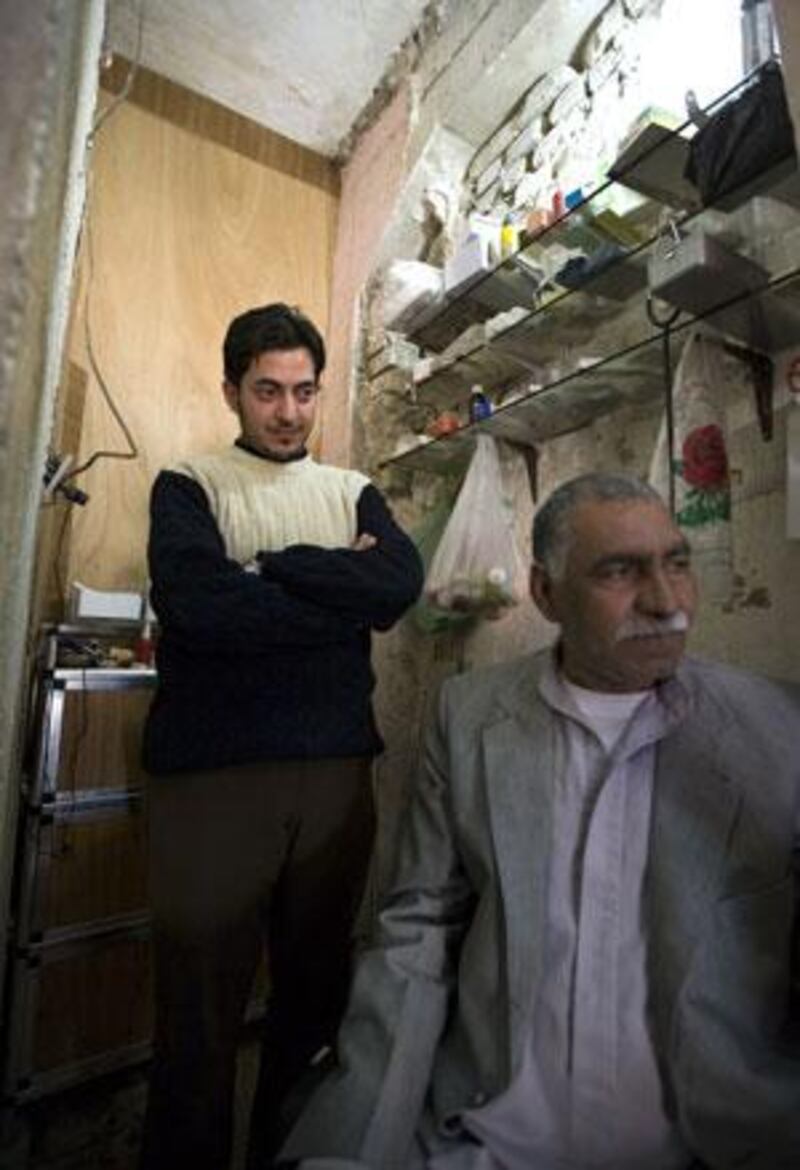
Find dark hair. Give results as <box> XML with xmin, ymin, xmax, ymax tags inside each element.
<box><xmin>533</xmin><ymin>472</ymin><xmax>664</xmax><ymax>578</ymax></box>
<box><xmin>223</xmin><ymin>303</ymin><xmax>326</xmax><ymax>386</ymax></box>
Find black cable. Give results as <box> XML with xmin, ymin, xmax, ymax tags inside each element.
<box><xmin>646</xmin><ymin>296</ymin><xmax>682</xmax><ymax>516</ymax></box>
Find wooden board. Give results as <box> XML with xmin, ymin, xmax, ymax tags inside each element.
<box><xmin>56</xmin><ymin>690</ymin><xmax>153</xmax><ymax>793</ymax></box>
<box><xmin>62</xmin><ymin>66</ymin><xmax>339</xmax><ymax>593</ymax></box>
<box><xmin>35</xmin><ymin>813</ymin><xmax>148</xmax><ymax>930</ymax></box>
<box><xmin>33</xmin><ymin>938</ymin><xmax>152</xmax><ymax>1072</ymax></box>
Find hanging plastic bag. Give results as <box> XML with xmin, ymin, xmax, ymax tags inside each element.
<box><xmin>648</xmin><ymin>331</ymin><xmax>733</xmax><ymax>603</ymax></box>
<box><xmin>684</xmin><ymin>61</ymin><xmax>796</xmax><ymax>211</ymax></box>
<box><xmin>410</xmin><ymin>492</ymin><xmax>475</xmax><ymax>635</ymax></box>
<box><xmin>425</xmin><ymin>435</ymin><xmax>526</xmax><ymax>619</ymax></box>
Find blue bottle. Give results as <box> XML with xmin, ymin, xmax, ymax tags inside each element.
<box><xmin>469</xmin><ymin>386</ymin><xmax>492</xmax><ymax>423</ymax></box>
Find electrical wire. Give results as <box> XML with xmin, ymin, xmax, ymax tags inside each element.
<box><xmin>87</xmin><ymin>3</ymin><xmax>146</xmax><ymax>146</ymax></box>
<box><xmin>61</xmin><ymin>0</ymin><xmax>147</xmax><ymax>486</ymax></box>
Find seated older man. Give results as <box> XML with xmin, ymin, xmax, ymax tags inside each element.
<box><xmin>279</xmin><ymin>471</ymin><xmax>800</xmax><ymax>1170</ymax></box>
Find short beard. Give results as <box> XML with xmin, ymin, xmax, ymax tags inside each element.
<box><xmin>235</xmin><ymin>436</ymin><xmax>307</xmax><ymax>464</ymax></box>
<box><xmin>260</xmin><ymin>444</ymin><xmax>307</xmax><ymax>464</ymax></box>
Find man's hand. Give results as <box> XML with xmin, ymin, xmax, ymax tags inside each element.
<box><xmin>351</xmin><ymin>532</ymin><xmax>377</xmax><ymax>552</ymax></box>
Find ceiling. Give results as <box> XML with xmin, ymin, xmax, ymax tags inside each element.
<box><xmin>106</xmin><ymin>0</ymin><xmax>431</xmax><ymax>158</ymax></box>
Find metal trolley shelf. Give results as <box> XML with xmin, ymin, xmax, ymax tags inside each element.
<box><xmin>3</xmin><ymin>624</ymin><xmax>157</xmax><ymax>1102</ymax></box>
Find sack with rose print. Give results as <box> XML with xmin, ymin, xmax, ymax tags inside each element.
<box><xmin>648</xmin><ymin>331</ymin><xmax>733</xmax><ymax>603</ymax></box>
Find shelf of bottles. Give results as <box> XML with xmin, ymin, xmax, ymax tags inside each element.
<box><xmin>381</xmin><ymin>67</ymin><xmax>800</xmax><ymax>474</ymax></box>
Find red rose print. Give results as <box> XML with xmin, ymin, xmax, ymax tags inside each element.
<box><xmin>682</xmin><ymin>424</ymin><xmax>729</xmax><ymax>489</ymax></box>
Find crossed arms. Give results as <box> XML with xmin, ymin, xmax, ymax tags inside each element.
<box><xmin>147</xmin><ymin>470</ymin><xmax>423</xmax><ymax>652</ymax></box>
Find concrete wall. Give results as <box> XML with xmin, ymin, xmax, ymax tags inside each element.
<box><xmin>0</xmin><ymin>0</ymin><xmax>105</xmax><ymax>1002</ymax></box>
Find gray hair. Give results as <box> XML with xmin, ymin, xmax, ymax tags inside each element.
<box><xmin>533</xmin><ymin>472</ymin><xmax>665</xmax><ymax>579</ymax></box>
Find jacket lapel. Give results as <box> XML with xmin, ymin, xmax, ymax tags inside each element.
<box><xmin>482</xmin><ymin>666</ymin><xmax>554</xmax><ymax>1073</ymax></box>
<box><xmin>646</xmin><ymin>710</ymin><xmax>742</xmax><ymax>1073</ymax></box>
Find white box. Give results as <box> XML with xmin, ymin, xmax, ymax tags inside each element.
<box><xmin>69</xmin><ymin>582</ymin><xmax>143</xmax><ymax>622</ymax></box>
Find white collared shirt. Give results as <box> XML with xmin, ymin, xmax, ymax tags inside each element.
<box><xmin>446</xmin><ymin>657</ymin><xmax>692</xmax><ymax>1170</ymax></box>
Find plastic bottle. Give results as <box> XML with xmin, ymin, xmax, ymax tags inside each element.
<box><xmin>134</xmin><ymin>617</ymin><xmax>154</xmax><ymax>668</ymax></box>
<box><xmin>468</xmin><ymin>386</ymin><xmax>492</xmax><ymax>423</ymax></box>
<box><xmin>500</xmin><ymin>216</ymin><xmax>518</xmax><ymax>259</ymax></box>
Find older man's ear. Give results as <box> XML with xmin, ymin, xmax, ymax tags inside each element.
<box><xmin>530</xmin><ymin>563</ymin><xmax>559</xmax><ymax>623</ymax></box>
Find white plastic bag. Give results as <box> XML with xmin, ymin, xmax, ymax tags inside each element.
<box><xmin>425</xmin><ymin>436</ymin><xmax>526</xmax><ymax>619</ymax></box>
<box><xmin>381</xmin><ymin>260</ymin><xmax>444</xmax><ymax>331</ymax></box>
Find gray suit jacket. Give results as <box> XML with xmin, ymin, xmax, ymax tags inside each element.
<box><xmin>283</xmin><ymin>652</ymin><xmax>800</xmax><ymax>1169</ymax></box>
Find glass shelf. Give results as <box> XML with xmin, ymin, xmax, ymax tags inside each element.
<box><xmin>383</xmin><ymin>266</ymin><xmax>800</xmax><ymax>475</ymax></box>
<box><xmin>410</xmin><ymin>205</ymin><xmax>800</xmax><ymax>415</ymax></box>
<box><xmin>405</xmin><ymin>69</ymin><xmax>782</xmax><ymax>356</ymax></box>
<box><xmin>408</xmin><ymin>191</ymin><xmax>665</xmax><ymax>355</ymax></box>
<box><xmin>381</xmin><ymin>65</ymin><xmax>800</xmax><ymax>476</ymax></box>
<box><xmin>415</xmin><ymin>171</ymin><xmax>800</xmax><ymax>404</ymax></box>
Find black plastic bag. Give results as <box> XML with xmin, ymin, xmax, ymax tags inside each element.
<box><xmin>684</xmin><ymin>61</ymin><xmax>797</xmax><ymax>208</ymax></box>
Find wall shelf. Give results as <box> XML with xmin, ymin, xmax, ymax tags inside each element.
<box><xmin>404</xmin><ymin>68</ymin><xmax>792</xmax><ymax>358</ymax></box>
<box><xmin>381</xmin><ymin>66</ymin><xmax>800</xmax><ymax>477</ymax></box>
<box><xmin>412</xmin><ymin>188</ymin><xmax>800</xmax><ymax>405</ymax></box>
<box><xmin>384</xmin><ymin>266</ymin><xmax>800</xmax><ymax>475</ymax></box>
<box><xmin>407</xmin><ymin>193</ymin><xmax>664</xmax><ymax>355</ymax></box>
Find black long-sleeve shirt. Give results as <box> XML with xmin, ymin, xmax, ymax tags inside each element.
<box><xmin>143</xmin><ymin>452</ymin><xmax>423</xmax><ymax>774</ymax></box>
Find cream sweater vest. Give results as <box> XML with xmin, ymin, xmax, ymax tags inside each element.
<box><xmin>173</xmin><ymin>446</ymin><xmax>369</xmax><ymax>564</ymax></box>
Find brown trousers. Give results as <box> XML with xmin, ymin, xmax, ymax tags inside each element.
<box><xmin>139</xmin><ymin>757</ymin><xmax>375</xmax><ymax>1170</ymax></box>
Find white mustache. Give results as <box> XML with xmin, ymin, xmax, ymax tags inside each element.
<box><xmin>615</xmin><ymin>611</ymin><xmax>690</xmax><ymax>642</ymax></box>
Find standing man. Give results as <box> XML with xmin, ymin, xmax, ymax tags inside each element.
<box><xmin>280</xmin><ymin>472</ymin><xmax>800</xmax><ymax>1170</ymax></box>
<box><xmin>139</xmin><ymin>303</ymin><xmax>423</xmax><ymax>1170</ymax></box>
